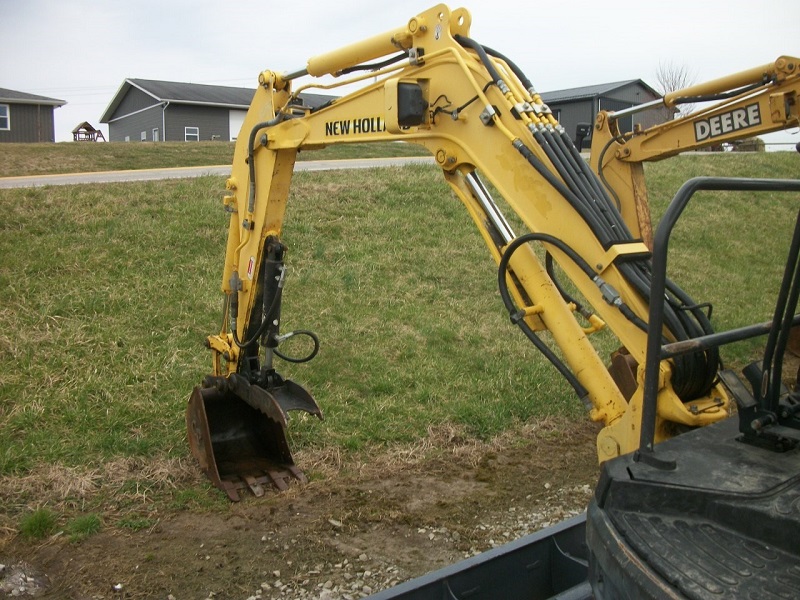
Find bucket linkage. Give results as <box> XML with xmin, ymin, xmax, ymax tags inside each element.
<box><xmin>187</xmin><ymin>237</ymin><xmax>322</xmax><ymax>501</ymax></box>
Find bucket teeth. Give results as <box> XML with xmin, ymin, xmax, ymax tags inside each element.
<box><xmin>243</xmin><ymin>476</ymin><xmax>266</xmax><ymax>497</ymax></box>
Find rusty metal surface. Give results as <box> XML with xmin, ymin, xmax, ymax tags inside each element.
<box><xmin>186</xmin><ymin>384</ymin><xmax>315</xmax><ymax>501</ymax></box>
<box><xmin>608</xmin><ymin>349</ymin><xmax>638</xmax><ymax>401</ymax></box>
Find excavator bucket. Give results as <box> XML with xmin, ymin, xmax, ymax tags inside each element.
<box><xmin>186</xmin><ymin>377</ymin><xmax>322</xmax><ymax>501</ymax></box>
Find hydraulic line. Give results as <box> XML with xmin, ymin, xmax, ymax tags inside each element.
<box><xmin>512</xmin><ymin>138</ymin><xmax>628</xmax><ymax>251</ymax></box>
<box><xmin>536</xmin><ymin>128</ymin><xmax>597</xmax><ymax>210</ymax></box>
<box><xmin>545</xmin><ymin>129</ymin><xmax>717</xmax><ymax>394</ymax></box>
<box><xmin>454</xmin><ymin>34</ymin><xmax>505</xmax><ymax>89</ymax></box>
<box><xmin>669</xmin><ymin>78</ymin><xmax>769</xmax><ymax>107</ymax></box>
<box><xmin>274</xmin><ymin>330</ymin><xmax>321</xmax><ymax>364</ymax></box>
<box><xmin>480</xmin><ymin>39</ymin><xmax>617</xmax><ymax>216</ymax></box>
<box><xmin>480</xmin><ymin>44</ymin><xmax>533</xmax><ymax>91</ymax></box>
<box><xmin>537</xmin><ymin>128</ymin><xmax>629</xmax><ymax>247</ymax></box>
<box><xmin>458</xmin><ymin>31</ymin><xmax>719</xmax><ymax>401</ymax></box>
<box><xmin>230</xmin><ymin>116</ymin><xmax>287</xmax><ymax>350</ymax></box>
<box><xmin>337</xmin><ymin>51</ymin><xmax>409</xmax><ymax>75</ymax></box>
<box><xmin>246</xmin><ymin>114</ymin><xmax>286</xmax><ymax>213</ymax></box>
<box><xmin>545</xmin><ymin>129</ymin><xmax>594</xmax><ymax>198</ymax></box>
<box><xmin>497</xmin><ymin>235</ymin><xmax>589</xmax><ymax>405</ymax></box>
<box><xmin>507</xmin><ymin>233</ymin><xmax>713</xmax><ymax>401</ymax></box>
<box><xmin>555</xmin><ymin>128</ymin><xmax>617</xmax><ymax>211</ymax></box>
<box><xmin>458</xmin><ymin>34</ymin><xmax>628</xmax><ymax>246</ymax></box>
<box><xmin>595</xmin><ymin>132</ymin><xmax>635</xmax><ymax>212</ymax></box>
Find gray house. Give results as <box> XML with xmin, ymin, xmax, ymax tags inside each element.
<box><xmin>0</xmin><ymin>88</ymin><xmax>66</xmax><ymax>143</ymax></box>
<box><xmin>541</xmin><ymin>80</ymin><xmax>668</xmax><ymax>148</ymax></box>
<box><xmin>100</xmin><ymin>79</ymin><xmax>334</xmax><ymax>142</ymax></box>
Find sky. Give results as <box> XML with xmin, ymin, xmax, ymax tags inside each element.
<box><xmin>2</xmin><ymin>0</ymin><xmax>799</xmax><ymax>147</ymax></box>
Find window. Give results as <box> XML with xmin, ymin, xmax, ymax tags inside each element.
<box><xmin>152</xmin><ymin>128</ymin><xmax>159</xmax><ymax>142</ymax></box>
<box><xmin>185</xmin><ymin>126</ymin><xmax>199</xmax><ymax>142</ymax></box>
<box><xmin>0</xmin><ymin>104</ymin><xmax>9</xmax><ymax>131</ymax></box>
<box><xmin>141</xmin><ymin>131</ymin><xmax>147</xmax><ymax>141</ymax></box>
<box><xmin>124</xmin><ymin>135</ymin><xmax>130</xmax><ymax>142</ymax></box>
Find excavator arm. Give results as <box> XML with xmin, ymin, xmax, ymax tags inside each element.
<box><xmin>590</xmin><ymin>55</ymin><xmax>800</xmax><ymax>245</ymax></box>
<box><xmin>187</xmin><ymin>4</ymin><xmax>782</xmax><ymax>499</ymax></box>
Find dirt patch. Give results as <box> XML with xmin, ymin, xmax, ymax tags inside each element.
<box><xmin>0</xmin><ymin>418</ymin><xmax>600</xmax><ymax>599</ymax></box>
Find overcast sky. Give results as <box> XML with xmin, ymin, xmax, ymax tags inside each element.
<box><xmin>2</xmin><ymin>0</ymin><xmax>798</xmax><ymax>147</ymax></box>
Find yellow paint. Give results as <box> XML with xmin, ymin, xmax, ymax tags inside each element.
<box><xmin>204</xmin><ymin>4</ymin><xmax>796</xmax><ymax>461</ymax></box>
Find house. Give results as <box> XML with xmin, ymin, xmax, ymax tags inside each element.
<box><xmin>99</xmin><ymin>78</ymin><xmax>334</xmax><ymax>142</ymax></box>
<box><xmin>540</xmin><ymin>80</ymin><xmax>668</xmax><ymax>148</ymax></box>
<box><xmin>99</xmin><ymin>77</ymin><xmax>665</xmax><ymax>147</ymax></box>
<box><xmin>0</xmin><ymin>87</ymin><xmax>66</xmax><ymax>143</ymax></box>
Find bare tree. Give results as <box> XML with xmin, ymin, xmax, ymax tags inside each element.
<box><xmin>654</xmin><ymin>61</ymin><xmax>696</xmax><ymax>119</ymax></box>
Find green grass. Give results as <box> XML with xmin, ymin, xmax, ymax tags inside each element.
<box><xmin>0</xmin><ymin>141</ymin><xmax>428</xmax><ymax>177</ymax></box>
<box><xmin>0</xmin><ymin>166</ymin><xmax>577</xmax><ymax>480</ymax></box>
<box><xmin>19</xmin><ymin>507</ymin><xmax>58</xmax><ymax>539</ymax></box>
<box><xmin>66</xmin><ymin>513</ymin><xmax>102</xmax><ymax>542</ymax></box>
<box><xmin>644</xmin><ymin>152</ymin><xmax>800</xmax><ymax>364</ymax></box>
<box><xmin>0</xmin><ymin>177</ymin><xmax>221</xmax><ymax>474</ymax></box>
<box><xmin>117</xmin><ymin>515</ymin><xmax>157</xmax><ymax>532</ymax></box>
<box><xmin>18</xmin><ymin>508</ymin><xmax>102</xmax><ymax>542</ymax></box>
<box><xmin>0</xmin><ymin>151</ymin><xmax>797</xmax><ymax>526</ymax></box>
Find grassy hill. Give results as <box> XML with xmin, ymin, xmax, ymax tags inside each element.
<box><xmin>0</xmin><ymin>150</ymin><xmax>797</xmax><ymax>536</ymax></box>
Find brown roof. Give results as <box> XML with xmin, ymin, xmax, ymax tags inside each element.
<box><xmin>72</xmin><ymin>121</ymin><xmax>100</xmax><ymax>133</ymax></box>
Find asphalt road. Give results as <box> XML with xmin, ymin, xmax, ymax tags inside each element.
<box><xmin>0</xmin><ymin>156</ymin><xmax>435</xmax><ymax>189</ymax></box>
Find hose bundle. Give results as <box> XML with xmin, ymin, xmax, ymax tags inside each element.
<box><xmin>457</xmin><ymin>36</ymin><xmax>719</xmax><ymax>402</ymax></box>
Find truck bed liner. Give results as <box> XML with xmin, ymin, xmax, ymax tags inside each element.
<box><xmin>366</xmin><ymin>513</ymin><xmax>590</xmax><ymax>600</ymax></box>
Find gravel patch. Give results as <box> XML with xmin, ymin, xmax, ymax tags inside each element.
<box><xmin>0</xmin><ymin>562</ymin><xmax>49</xmax><ymax>597</ymax></box>
<box><xmin>232</xmin><ymin>484</ymin><xmax>593</xmax><ymax>600</ymax></box>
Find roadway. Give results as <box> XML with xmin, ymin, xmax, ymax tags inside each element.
<box><xmin>0</xmin><ymin>156</ymin><xmax>435</xmax><ymax>189</ymax></box>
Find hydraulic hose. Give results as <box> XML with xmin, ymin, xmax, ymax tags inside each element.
<box><xmin>338</xmin><ymin>51</ymin><xmax>409</xmax><ymax>75</ymax></box>
<box><xmin>247</xmin><ymin>114</ymin><xmax>285</xmax><ymax>214</ymax></box>
<box><xmin>232</xmin><ymin>277</ymin><xmax>283</xmax><ymax>349</ymax></box>
<box><xmin>274</xmin><ymin>330</ymin><xmax>320</xmax><ymax>364</ymax></box>
<box><xmin>496</xmin><ymin>232</ymin><xmax>653</xmax><ymax>405</ymax></box>
<box><xmin>512</xmin><ymin>138</ymin><xmax>622</xmax><ymax>246</ymax></box>
<box><xmin>497</xmin><ymin>236</ymin><xmax>590</xmax><ymax>405</ymax></box>
<box><xmin>475</xmin><ymin>46</ymin><xmax>722</xmax><ymax>401</ymax></box>
<box><xmin>537</xmin><ymin>129</ymin><xmax>596</xmax><ymax>208</ymax></box>
<box><xmin>453</xmin><ymin>34</ymin><xmax>505</xmax><ymax>88</ymax></box>
<box><xmin>230</xmin><ymin>115</ymin><xmax>288</xmax><ymax>351</ymax></box>
<box><xmin>480</xmin><ymin>44</ymin><xmax>533</xmax><ymax>91</ymax></box>
<box><xmin>545</xmin><ymin>252</ymin><xmax>585</xmax><ymax>314</ymax></box>
<box><xmin>668</xmin><ymin>78</ymin><xmax>769</xmax><ymax>107</ymax></box>
<box><xmin>555</xmin><ymin>129</ymin><xmax>619</xmax><ymax>214</ymax></box>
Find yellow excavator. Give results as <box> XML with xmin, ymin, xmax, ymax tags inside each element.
<box><xmin>185</xmin><ymin>4</ymin><xmax>800</xmax><ymax>597</ymax></box>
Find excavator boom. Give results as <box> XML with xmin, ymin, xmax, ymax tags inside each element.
<box><xmin>590</xmin><ymin>55</ymin><xmax>799</xmax><ymax>247</ymax></box>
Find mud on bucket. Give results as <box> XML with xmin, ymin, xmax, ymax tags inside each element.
<box><xmin>186</xmin><ymin>382</ymin><xmax>319</xmax><ymax>501</ymax></box>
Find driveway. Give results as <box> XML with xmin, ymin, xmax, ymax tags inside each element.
<box><xmin>0</xmin><ymin>156</ymin><xmax>435</xmax><ymax>189</ymax></box>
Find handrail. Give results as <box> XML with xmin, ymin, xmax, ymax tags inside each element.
<box><xmin>635</xmin><ymin>176</ymin><xmax>800</xmax><ymax>469</ymax></box>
